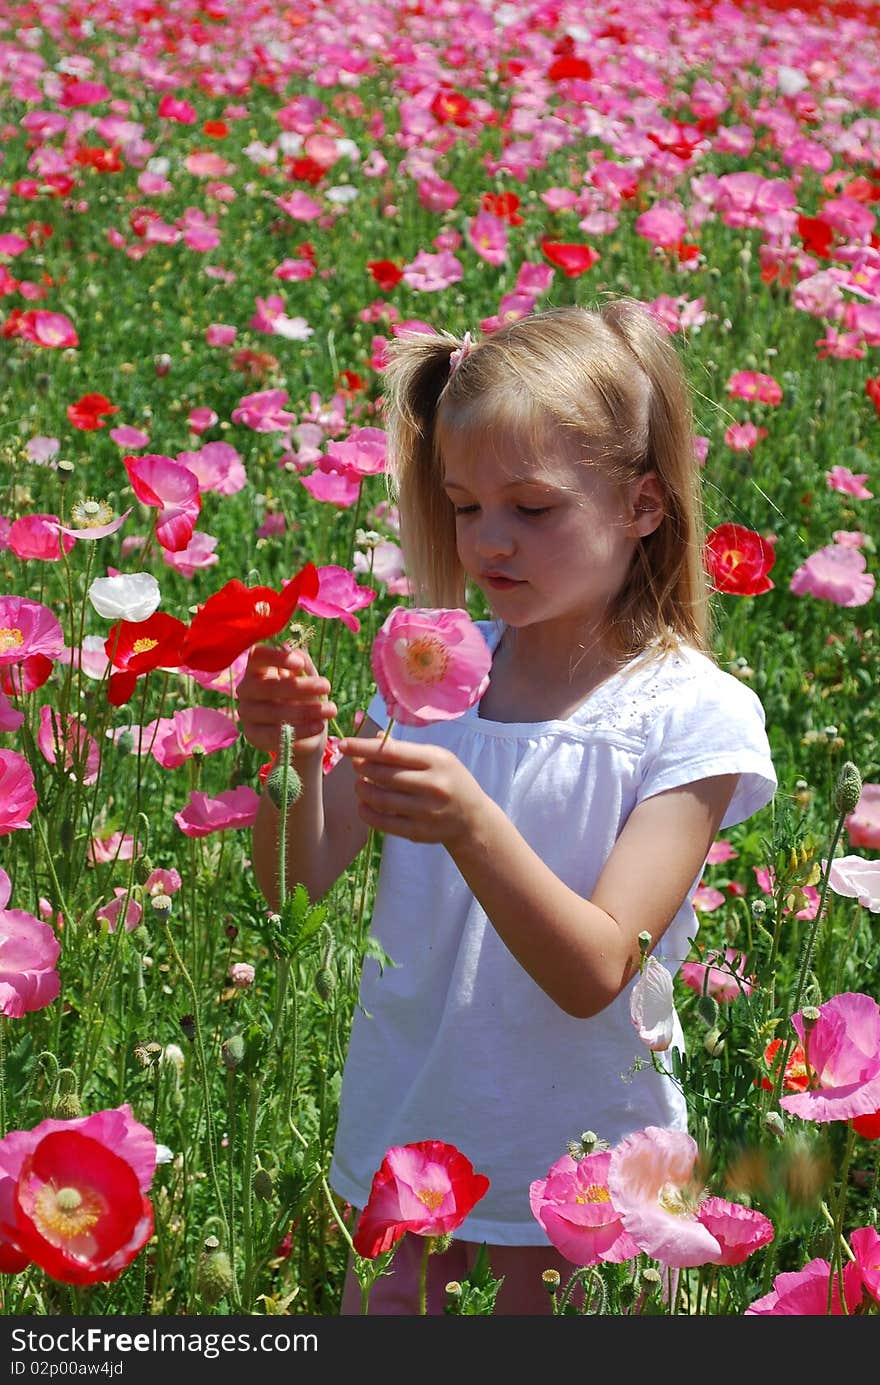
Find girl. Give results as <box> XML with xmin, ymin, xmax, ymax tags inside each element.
<box><xmin>239</xmin><ymin>302</ymin><xmax>777</xmax><ymax>1314</ymax></box>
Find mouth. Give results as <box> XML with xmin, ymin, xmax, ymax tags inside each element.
<box><xmin>481</xmin><ymin>572</ymin><xmax>524</xmax><ymax>590</ymax></box>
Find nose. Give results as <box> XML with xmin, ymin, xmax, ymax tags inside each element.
<box><xmin>472</xmin><ymin>512</ymin><xmax>515</xmax><ymax>560</ymax></box>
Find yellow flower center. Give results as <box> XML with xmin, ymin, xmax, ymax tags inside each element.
<box><xmin>0</xmin><ymin>627</ymin><xmax>24</xmax><ymax>653</ymax></box>
<box><xmin>575</xmin><ymin>1185</ymin><xmax>611</xmax><ymax>1204</ymax></box>
<box><xmin>32</xmin><ymin>1182</ymin><xmax>102</xmax><ymax>1244</ymax></box>
<box><xmin>132</xmin><ymin>637</ymin><xmax>159</xmax><ymax>655</ymax></box>
<box><xmin>657</xmin><ymin>1182</ymin><xmax>701</xmax><ymax>1218</ymax></box>
<box><xmin>70</xmin><ymin>498</ymin><xmax>114</xmax><ymax>529</ymax></box>
<box><xmin>416</xmin><ymin>1187</ymin><xmax>445</xmax><ymax>1212</ymax></box>
<box><xmin>396</xmin><ymin>635</ymin><xmax>451</xmax><ymax>684</ymax></box>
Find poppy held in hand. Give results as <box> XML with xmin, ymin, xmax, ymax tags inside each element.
<box><xmin>370</xmin><ymin>607</ymin><xmax>491</xmax><ymax>727</ymax></box>
<box><xmin>179</xmin><ymin>563</ymin><xmax>319</xmax><ymax>673</ymax></box>
<box><xmin>352</xmin><ymin>1140</ymin><xmax>490</xmax><ymax>1258</ymax></box>
<box><xmin>704</xmin><ymin>523</ymin><xmax>775</xmax><ymax>595</ymax></box>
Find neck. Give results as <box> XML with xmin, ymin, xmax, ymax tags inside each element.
<box><xmin>497</xmin><ymin>620</ymin><xmax>620</xmax><ymax>689</ymax></box>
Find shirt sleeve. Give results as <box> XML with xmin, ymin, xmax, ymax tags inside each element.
<box><xmin>635</xmin><ymin>670</ymin><xmax>777</xmax><ymax>829</ymax></box>
<box><xmin>366</xmin><ymin>688</ymin><xmax>390</xmax><ymax>731</ymax></box>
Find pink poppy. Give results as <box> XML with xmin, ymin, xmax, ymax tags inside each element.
<box><xmin>0</xmin><ymin>868</ymin><xmax>61</xmax><ymax>1018</ymax></box>
<box><xmin>36</xmin><ymin>706</ymin><xmax>100</xmax><ymax>785</ymax></box>
<box><xmin>205</xmin><ymin>323</ymin><xmax>237</xmax><ymax>347</ymax></box>
<box><xmin>7</xmin><ymin>515</ymin><xmax>76</xmax><ymax>562</ymax></box>
<box><xmin>680</xmin><ymin>948</ymin><xmax>754</xmax><ymax>1003</ymax></box>
<box><xmin>187</xmin><ymin>407</ymin><xmax>218</xmax><ymax>436</ymax></box>
<box><xmin>0</xmin><ymin>597</ymin><xmax>64</xmax><ymax>665</ymax></box>
<box><xmin>300</xmin><ymin>469</ymin><xmax>360</xmax><ymax>508</ymax></box>
<box><xmin>692</xmin><ymin>884</ymin><xmax>725</xmax><ymax>911</ymax></box>
<box><xmin>745</xmin><ymin>1257</ymin><xmax>863</xmax><ymax>1314</ymax></box>
<box><xmin>635</xmin><ymin>205</ymin><xmax>688</xmax><ymax>249</ymax></box>
<box><xmin>322</xmin><ymin>427</ymin><xmax>386</xmax><ymax>478</ymax></box>
<box><xmin>53</xmin><ymin>506</ymin><xmax>132</xmax><ymax>542</ymax></box>
<box><xmin>827</xmin><ymin>854</ymin><xmax>880</xmax><ymax>912</ymax></box>
<box><xmin>723</xmin><ymin>422</ymin><xmax>767</xmax><ymax>451</ymax></box>
<box><xmin>96</xmin><ymin>889</ymin><xmax>143</xmax><ymax>934</ymax></box>
<box><xmin>298</xmin><ymin>566</ymin><xmax>377</xmax><ymax>633</ymax></box>
<box><xmin>606</xmin><ymin>1127</ymin><xmax>722</xmax><ymax>1267</ymax></box>
<box><xmin>87</xmin><ymin>832</ymin><xmax>139</xmax><ymax>867</ymax></box>
<box><xmin>529</xmin><ymin>1150</ymin><xmax>639</xmax><ymax>1265</ymax></box>
<box><xmin>163</xmin><ymin>532</ymin><xmax>219</xmax><ymax>578</ymax></box>
<box><xmin>124</xmin><ymin>455</ymin><xmax>202</xmax><ymax>553</ymax></box>
<box><xmin>146</xmin><ymin>707</ymin><xmax>239</xmax><ymax>769</ymax></box>
<box><xmin>176</xmin><ymin>443</ymin><xmax>246</xmax><ymax>496</ymax></box>
<box><xmin>850</xmin><ymin>1226</ymin><xmax>880</xmax><ymax>1305</ymax></box>
<box><xmin>59</xmin><ymin>79</ymin><xmax>110</xmax><ymax>107</ymax></box>
<box><xmin>0</xmin><ymin>752</ymin><xmax>37</xmax><ymax>835</ymax></box>
<box><xmin>275</xmin><ymin>190</ymin><xmax>322</xmax><ymax>221</ymax></box>
<box><xmin>480</xmin><ymin>292</ymin><xmax>535</xmax><ymax>334</ymax></box>
<box><xmin>727</xmin><ymin>370</ymin><xmax>783</xmax><ymax>405</ymax></box>
<box><xmin>694</xmin><ymin>1197</ymin><xmax>773</xmax><ymax>1266</ymax></box>
<box><xmin>182</xmin><ymin>650</ymin><xmax>248</xmax><ymax>697</ymax></box>
<box><xmin>0</xmin><ymin>1105</ymin><xmax>155</xmax><ymax>1285</ymax></box>
<box><xmin>158</xmin><ymin>95</ymin><xmax>198</xmax><ymax>123</ymax></box>
<box><xmin>401</xmin><ymin>249</ymin><xmax>464</xmax><ymax>293</ymax></box>
<box><xmin>230</xmin><ymin>389</ymin><xmax>296</xmax><ymax>433</ymax></box>
<box><xmin>143</xmin><ymin>868</ymin><xmax>182</xmax><ymax>898</ymax></box>
<box><xmin>0</xmin><ymin>691</ymin><xmax>23</xmax><ymax>733</ymax></box>
<box><xmin>371</xmin><ymin>607</ymin><xmax>492</xmax><ymax>727</ymax></box>
<box><xmin>15</xmin><ymin>310</ymin><xmax>78</xmax><ymax>349</ymax></box>
<box><xmin>780</xmin><ymin>992</ymin><xmax>880</xmax><ymax>1123</ymax></box>
<box><xmin>789</xmin><ymin>544</ymin><xmax>875</xmax><ymax>607</ymax></box>
<box><xmin>467</xmin><ymin>210</ymin><xmax>508</xmax><ymax>267</ymax></box>
<box><xmin>352</xmin><ymin>1140</ymin><xmax>489</xmax><ymax>1259</ymax></box>
<box><xmin>846</xmin><ymin>783</ymin><xmax>880</xmax><ymax>850</ymax></box>
<box><xmin>826</xmin><ymin>466</ymin><xmax>873</xmax><ymax>499</ymax></box>
<box><xmin>57</xmin><ymin>637</ymin><xmax>111</xmax><ymax>682</ymax></box>
<box><xmin>174</xmin><ymin>786</ymin><xmax>260</xmax><ymax>837</ymax></box>
<box><xmin>706</xmin><ymin>839</ymin><xmax>737</xmax><ymax>864</ymax></box>
<box><xmin>630</xmin><ymin>957</ymin><xmax>675</xmax><ymax>1051</ymax></box>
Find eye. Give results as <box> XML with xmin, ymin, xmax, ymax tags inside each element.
<box><xmin>517</xmin><ymin>505</ymin><xmax>551</xmax><ymax>517</ymax></box>
<box><xmin>453</xmin><ymin>504</ymin><xmax>479</xmax><ymax>515</ymax></box>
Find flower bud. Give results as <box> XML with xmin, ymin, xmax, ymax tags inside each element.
<box><xmin>134</xmin><ymin>855</ymin><xmax>155</xmax><ymax>886</ymax></box>
<box><xmin>264</xmin><ymin>760</ymin><xmax>302</xmax><ymax>810</ymax></box>
<box><xmin>697</xmin><ymin>994</ymin><xmax>719</xmax><ymax>1028</ymax></box>
<box><xmin>445</xmin><ymin>1280</ymin><xmax>463</xmax><ymax>1299</ymax></box>
<box><xmin>253</xmin><ymin>1168</ymin><xmax>274</xmax><ymax>1201</ymax></box>
<box><xmin>198</xmin><ymin>1241</ymin><xmax>234</xmax><ymax>1307</ymax></box>
<box><xmin>314</xmin><ymin>965</ymin><xmax>336</xmax><ymax>1002</ymax></box>
<box><xmin>833</xmin><ymin>761</ymin><xmax>862</xmax><ymax>815</ymax></box>
<box><xmin>221</xmin><ymin>1034</ymin><xmax>246</xmax><ymax>1070</ymax></box>
<box><xmin>764</xmin><ymin>1110</ymin><xmax>785</xmax><ymax>1138</ymax></box>
<box><xmin>116</xmin><ymin>729</ymin><xmax>134</xmax><ymax>756</ymax></box>
<box><xmin>703</xmin><ymin>1025</ymin><xmax>725</xmax><ymax>1056</ymax></box>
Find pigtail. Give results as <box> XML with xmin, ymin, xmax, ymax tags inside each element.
<box><xmin>599</xmin><ymin>300</ymin><xmax>710</xmax><ymax>657</ymax></box>
<box><xmin>381</xmin><ymin>332</ymin><xmax>468</xmax><ymax>607</ymax></box>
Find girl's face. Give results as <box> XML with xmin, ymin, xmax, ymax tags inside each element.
<box><xmin>441</xmin><ymin>424</ymin><xmax>663</xmax><ymax>644</ymax></box>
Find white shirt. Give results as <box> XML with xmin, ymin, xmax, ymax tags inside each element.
<box><xmin>330</xmin><ymin>623</ymin><xmax>777</xmax><ymax>1245</ymax></box>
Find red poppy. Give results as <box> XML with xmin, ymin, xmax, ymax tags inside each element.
<box><xmin>353</xmin><ymin>1140</ymin><xmax>490</xmax><ymax>1259</ymax></box>
<box><xmin>286</xmin><ymin>156</ymin><xmax>327</xmax><ymax>185</ymax></box>
<box><xmin>853</xmin><ymin>1109</ymin><xmax>880</xmax><ymax>1139</ymax></box>
<box><xmin>10</xmin><ymin>1131</ymin><xmax>153</xmax><ymax>1285</ymax></box>
<box><xmin>480</xmin><ymin>191</ymin><xmax>523</xmax><ymax>225</ymax></box>
<box><xmin>866</xmin><ymin>375</ymin><xmax>880</xmax><ymax>417</ymax></box>
<box><xmin>202</xmin><ymin>119</ymin><xmax>229</xmax><ymax>138</ymax></box>
<box><xmin>797</xmin><ymin>215</ymin><xmax>834</xmax><ymax>258</ymax></box>
<box><xmin>367</xmin><ymin>260</ymin><xmax>404</xmax><ymax>291</ymax></box>
<box><xmin>73</xmin><ymin>145</ymin><xmax>124</xmax><ymax>173</ymax></box>
<box><xmin>179</xmin><ymin>563</ymin><xmax>320</xmax><ymax>673</ymax></box>
<box><xmin>676</xmin><ymin>241</ymin><xmax>701</xmax><ymax>264</ymax></box>
<box><xmin>104</xmin><ymin>612</ymin><xmax>190</xmax><ymax>707</ymax></box>
<box><xmin>540</xmin><ymin>240</ymin><xmax>600</xmax><ymax>277</ymax></box>
<box><xmin>705</xmin><ymin>523</ymin><xmax>776</xmax><ymax>596</ymax></box>
<box><xmin>430</xmin><ymin>90</ymin><xmax>474</xmax><ymax>127</ymax></box>
<box><xmin>547</xmin><ymin>55</ymin><xmax>593</xmax><ymax>81</ymax></box>
<box><xmin>759</xmin><ymin>1038</ymin><xmax>810</xmax><ymax>1093</ymax></box>
<box><xmin>66</xmin><ymin>394</ymin><xmax>119</xmax><ymax>431</ymax></box>
<box><xmin>129</xmin><ymin>206</ymin><xmax>160</xmax><ymax>238</ymax></box>
<box><xmin>336</xmin><ymin>369</ymin><xmax>366</xmax><ymax>394</ymax></box>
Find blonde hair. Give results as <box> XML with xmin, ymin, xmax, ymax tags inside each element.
<box><xmin>381</xmin><ymin>301</ymin><xmax>709</xmax><ymax>659</ymax></box>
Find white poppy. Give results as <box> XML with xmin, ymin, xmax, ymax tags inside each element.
<box><xmin>630</xmin><ymin>956</ymin><xmax>676</xmax><ymax>1052</ymax></box>
<box><xmin>88</xmin><ymin>572</ymin><xmax>161</xmax><ymax>622</ymax></box>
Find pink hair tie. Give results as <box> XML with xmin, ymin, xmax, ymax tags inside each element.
<box><xmin>448</xmin><ymin>331</ymin><xmax>473</xmax><ymax>377</ymax></box>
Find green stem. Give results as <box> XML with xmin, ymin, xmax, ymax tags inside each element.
<box><xmin>828</xmin><ymin>1122</ymin><xmax>857</xmax><ymax>1314</ymax></box>
<box><xmin>419</xmin><ymin>1236</ymin><xmax>432</xmax><ymax>1316</ymax></box>
<box><xmin>242</xmin><ymin>1075</ymin><xmax>261</xmax><ymax>1311</ymax></box>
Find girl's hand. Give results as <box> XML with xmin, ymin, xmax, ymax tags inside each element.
<box><xmin>338</xmin><ymin>734</ymin><xmax>486</xmax><ymax>847</ymax></box>
<box><xmin>237</xmin><ymin>644</ymin><xmax>336</xmax><ymax>760</ymax></box>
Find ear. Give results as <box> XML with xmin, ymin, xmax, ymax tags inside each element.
<box><xmin>628</xmin><ymin>472</ymin><xmax>665</xmax><ymax>538</ymax></box>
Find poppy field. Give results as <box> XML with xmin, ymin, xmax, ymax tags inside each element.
<box><xmin>1</xmin><ymin>0</ymin><xmax>880</xmax><ymax>1317</ymax></box>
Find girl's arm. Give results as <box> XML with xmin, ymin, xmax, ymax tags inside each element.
<box><xmin>339</xmin><ymin>735</ymin><xmax>737</xmax><ymax>1019</ymax></box>
<box><xmin>238</xmin><ymin>643</ymin><xmax>373</xmax><ymax>908</ymax></box>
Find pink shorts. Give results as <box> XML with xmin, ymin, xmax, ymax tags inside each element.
<box><xmin>340</xmin><ymin>1226</ymin><xmax>579</xmax><ymax>1316</ymax></box>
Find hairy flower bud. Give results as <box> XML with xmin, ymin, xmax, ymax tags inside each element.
<box><xmin>833</xmin><ymin>761</ymin><xmax>862</xmax><ymax>815</ymax></box>
<box><xmin>696</xmin><ymin>994</ymin><xmax>719</xmax><ymax>1028</ymax></box>
<box><xmin>198</xmin><ymin>1240</ymin><xmax>234</xmax><ymax>1307</ymax></box>
<box><xmin>253</xmin><ymin>1168</ymin><xmax>274</xmax><ymax>1201</ymax></box>
<box><xmin>221</xmin><ymin>1034</ymin><xmax>246</xmax><ymax>1071</ymax></box>
<box><xmin>134</xmin><ymin>855</ymin><xmax>154</xmax><ymax>886</ymax></box>
<box><xmin>265</xmin><ymin>760</ymin><xmax>302</xmax><ymax>810</ymax></box>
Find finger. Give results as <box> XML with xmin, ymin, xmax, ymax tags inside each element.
<box><xmin>354</xmin><ymin>779</ymin><xmax>422</xmax><ymax>816</ymax></box>
<box><xmin>240</xmin><ymin>677</ymin><xmax>332</xmax><ymax>704</ymax></box>
<box><xmin>338</xmin><ymin>735</ymin><xmax>428</xmax><ymax>766</ymax></box>
<box><xmin>246</xmin><ymin>645</ymin><xmax>316</xmax><ymax>676</ymax></box>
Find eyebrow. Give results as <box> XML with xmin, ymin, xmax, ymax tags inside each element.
<box><xmin>441</xmin><ymin>476</ymin><xmax>558</xmax><ymax>492</ymax></box>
